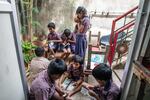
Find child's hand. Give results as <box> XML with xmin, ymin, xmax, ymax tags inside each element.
<box><xmin>64</xmin><ymin>40</ymin><xmax>67</xmax><ymax>44</ymax></box>
<box><xmin>88</xmin><ymin>90</ymin><xmax>97</xmax><ymax>97</ymax></box>
<box><xmin>86</xmin><ymin>85</ymin><xmax>94</xmax><ymax>90</ymax></box>
<box><xmin>67</xmin><ymin>39</ymin><xmax>72</xmax><ymax>43</ymax></box>
<box><xmin>66</xmin><ymin>42</ymin><xmax>70</xmax><ymax>46</ymax></box>
<box><xmin>63</xmin><ymin>43</ymin><xmax>65</xmax><ymax>45</ymax></box>
<box><xmin>65</xmin><ymin>96</ymin><xmax>72</xmax><ymax>100</ymax></box>
<box><xmin>67</xmin><ymin>39</ymin><xmax>70</xmax><ymax>42</ymax></box>
<box><xmin>58</xmin><ymin>89</ymin><xmax>66</xmax><ymax>96</ymax></box>
<box><xmin>60</xmin><ymin>84</ymin><xmax>64</xmax><ymax>89</ymax></box>
<box><xmin>44</xmin><ymin>46</ymin><xmax>48</xmax><ymax>51</ymax></box>
<box><xmin>83</xmin><ymin>70</ymin><xmax>91</xmax><ymax>75</ymax></box>
<box><xmin>63</xmin><ymin>93</ymin><xmax>72</xmax><ymax>100</ymax></box>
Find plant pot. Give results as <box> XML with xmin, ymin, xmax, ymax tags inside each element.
<box><xmin>32</xmin><ymin>40</ymin><xmax>44</xmax><ymax>47</ymax></box>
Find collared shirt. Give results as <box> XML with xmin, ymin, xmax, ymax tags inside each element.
<box><xmin>60</xmin><ymin>32</ymin><xmax>76</xmax><ymax>44</ymax></box>
<box><xmin>93</xmin><ymin>82</ymin><xmax>120</xmax><ymax>100</ymax></box>
<box><xmin>74</xmin><ymin>16</ymin><xmax>90</xmax><ymax>35</ymax></box>
<box><xmin>47</xmin><ymin>32</ymin><xmax>60</xmax><ymax>41</ymax></box>
<box><xmin>30</xmin><ymin>70</ymin><xmax>55</xmax><ymax>100</ymax></box>
<box><xmin>67</xmin><ymin>65</ymin><xmax>84</xmax><ymax>81</ymax></box>
<box><xmin>29</xmin><ymin>57</ymin><xmax>50</xmax><ymax>83</ymax></box>
<box><xmin>82</xmin><ymin>16</ymin><xmax>90</xmax><ymax>34</ymax></box>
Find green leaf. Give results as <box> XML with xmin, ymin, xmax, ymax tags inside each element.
<box><xmin>21</xmin><ymin>41</ymin><xmax>37</xmax><ymax>63</ymax></box>
<box><xmin>32</xmin><ymin>21</ymin><xmax>41</xmax><ymax>27</ymax></box>
<box><xmin>32</xmin><ymin>7</ymin><xmax>39</xmax><ymax>14</ymax></box>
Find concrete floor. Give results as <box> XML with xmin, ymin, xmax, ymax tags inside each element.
<box><xmin>70</xmin><ymin>70</ymin><xmax>123</xmax><ymax>100</ymax></box>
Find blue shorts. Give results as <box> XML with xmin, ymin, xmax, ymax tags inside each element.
<box><xmin>59</xmin><ymin>43</ymin><xmax>70</xmax><ymax>51</ymax></box>
<box><xmin>48</xmin><ymin>43</ymin><xmax>59</xmax><ymax>52</ymax></box>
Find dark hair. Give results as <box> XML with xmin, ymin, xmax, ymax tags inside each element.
<box><xmin>63</xmin><ymin>29</ymin><xmax>71</xmax><ymax>37</ymax></box>
<box><xmin>47</xmin><ymin>59</ymin><xmax>67</xmax><ymax>76</ymax></box>
<box><xmin>35</xmin><ymin>47</ymin><xmax>44</xmax><ymax>57</ymax></box>
<box><xmin>61</xmin><ymin>33</ymin><xmax>67</xmax><ymax>41</ymax></box>
<box><xmin>76</xmin><ymin>6</ymin><xmax>87</xmax><ymax>15</ymax></box>
<box><xmin>92</xmin><ymin>63</ymin><xmax>112</xmax><ymax>81</ymax></box>
<box><xmin>47</xmin><ymin>22</ymin><xmax>55</xmax><ymax>29</ymax></box>
<box><xmin>72</xmin><ymin>55</ymin><xmax>83</xmax><ymax>65</ymax></box>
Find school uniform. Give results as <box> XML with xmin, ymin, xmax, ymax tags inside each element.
<box><xmin>68</xmin><ymin>32</ymin><xmax>76</xmax><ymax>53</ymax></box>
<box><xmin>67</xmin><ymin>64</ymin><xmax>84</xmax><ymax>81</ymax></box>
<box><xmin>93</xmin><ymin>81</ymin><xmax>120</xmax><ymax>100</ymax></box>
<box><xmin>75</xmin><ymin>16</ymin><xmax>90</xmax><ymax>58</ymax></box>
<box><xmin>29</xmin><ymin>70</ymin><xmax>55</xmax><ymax>100</ymax></box>
<box><xmin>47</xmin><ymin>32</ymin><xmax>61</xmax><ymax>52</ymax></box>
<box><xmin>29</xmin><ymin>57</ymin><xmax>50</xmax><ymax>84</ymax></box>
<box><xmin>59</xmin><ymin>34</ymin><xmax>70</xmax><ymax>51</ymax></box>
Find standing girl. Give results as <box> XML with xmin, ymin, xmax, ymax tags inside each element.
<box><xmin>75</xmin><ymin>6</ymin><xmax>90</xmax><ymax>59</ymax></box>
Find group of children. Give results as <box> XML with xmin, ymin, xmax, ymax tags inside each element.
<box><xmin>29</xmin><ymin>50</ymin><xmax>120</xmax><ymax>100</ymax></box>
<box><xmin>47</xmin><ymin>22</ymin><xmax>75</xmax><ymax>60</ymax></box>
<box><xmin>58</xmin><ymin>55</ymin><xmax>120</xmax><ymax>100</ymax></box>
<box><xmin>47</xmin><ymin>6</ymin><xmax>91</xmax><ymax>61</ymax></box>
<box><xmin>29</xmin><ymin>6</ymin><xmax>120</xmax><ymax>100</ymax></box>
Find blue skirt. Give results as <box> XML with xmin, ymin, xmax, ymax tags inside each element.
<box><xmin>75</xmin><ymin>34</ymin><xmax>87</xmax><ymax>58</ymax></box>
<box><xmin>70</xmin><ymin>44</ymin><xmax>75</xmax><ymax>53</ymax></box>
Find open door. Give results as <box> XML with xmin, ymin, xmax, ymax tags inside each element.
<box><xmin>0</xmin><ymin>0</ymin><xmax>28</xmax><ymax>100</ymax></box>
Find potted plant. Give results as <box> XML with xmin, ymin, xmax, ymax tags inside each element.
<box><xmin>22</xmin><ymin>41</ymin><xmax>37</xmax><ymax>67</ymax></box>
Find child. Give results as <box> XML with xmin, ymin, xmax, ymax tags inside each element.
<box><xmin>47</xmin><ymin>22</ymin><xmax>62</xmax><ymax>57</ymax></box>
<box><xmin>82</xmin><ymin>63</ymin><xmax>120</xmax><ymax>100</ymax></box>
<box><xmin>60</xmin><ymin>29</ymin><xmax>72</xmax><ymax>60</ymax></box>
<box><xmin>60</xmin><ymin>55</ymin><xmax>84</xmax><ymax>96</ymax></box>
<box><xmin>29</xmin><ymin>47</ymin><xmax>50</xmax><ymax>85</ymax></box>
<box><xmin>74</xmin><ymin>6</ymin><xmax>90</xmax><ymax>58</ymax></box>
<box><xmin>68</xmin><ymin>32</ymin><xmax>76</xmax><ymax>54</ymax></box>
<box><xmin>30</xmin><ymin>59</ymin><xmax>72</xmax><ymax>100</ymax></box>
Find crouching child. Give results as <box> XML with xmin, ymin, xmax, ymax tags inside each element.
<box><xmin>60</xmin><ymin>55</ymin><xmax>84</xmax><ymax>97</ymax></box>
